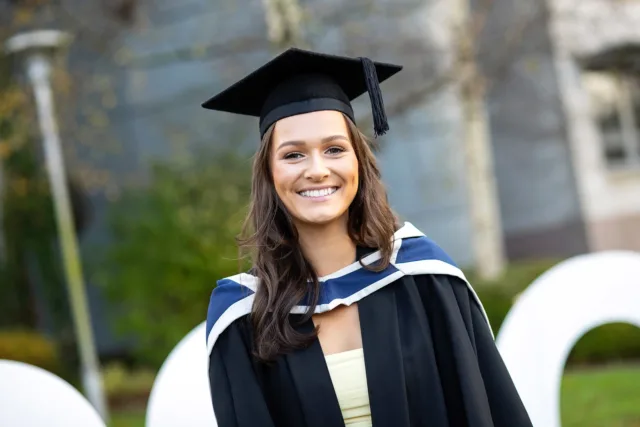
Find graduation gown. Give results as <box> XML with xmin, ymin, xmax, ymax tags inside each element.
<box><xmin>206</xmin><ymin>222</ymin><xmax>533</xmax><ymax>427</ymax></box>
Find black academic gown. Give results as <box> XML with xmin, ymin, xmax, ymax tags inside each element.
<box><xmin>206</xmin><ymin>223</ymin><xmax>533</xmax><ymax>427</ymax></box>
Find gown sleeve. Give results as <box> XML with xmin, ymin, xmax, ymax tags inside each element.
<box><xmin>410</xmin><ymin>273</ymin><xmax>533</xmax><ymax>426</ymax></box>
<box><xmin>465</xmin><ymin>280</ymin><xmax>533</xmax><ymax>426</ymax></box>
<box><xmin>208</xmin><ymin>319</ymin><xmax>275</xmax><ymax>427</ymax></box>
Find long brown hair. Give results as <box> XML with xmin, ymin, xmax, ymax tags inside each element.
<box><xmin>238</xmin><ymin>114</ymin><xmax>398</xmax><ymax>362</ymax></box>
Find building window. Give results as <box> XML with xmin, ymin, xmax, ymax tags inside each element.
<box><xmin>582</xmin><ymin>71</ymin><xmax>640</xmax><ymax>169</ymax></box>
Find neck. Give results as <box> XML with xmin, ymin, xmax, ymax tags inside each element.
<box><xmin>296</xmin><ymin>216</ymin><xmax>356</xmax><ymax>278</ymax></box>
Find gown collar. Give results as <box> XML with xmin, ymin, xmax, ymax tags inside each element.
<box><xmin>206</xmin><ymin>222</ymin><xmax>487</xmax><ymax>356</ymax></box>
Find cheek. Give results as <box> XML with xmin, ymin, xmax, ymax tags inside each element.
<box><xmin>271</xmin><ymin>165</ymin><xmax>283</xmax><ymax>191</ymax></box>
<box><xmin>271</xmin><ymin>163</ymin><xmax>296</xmax><ymax>196</ymax></box>
<box><xmin>348</xmin><ymin>157</ymin><xmax>359</xmax><ymax>189</ymax></box>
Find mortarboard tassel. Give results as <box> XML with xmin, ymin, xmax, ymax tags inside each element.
<box><xmin>360</xmin><ymin>57</ymin><xmax>389</xmax><ymax>137</ymax></box>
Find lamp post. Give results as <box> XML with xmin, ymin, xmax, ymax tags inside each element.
<box><xmin>5</xmin><ymin>30</ymin><xmax>108</xmax><ymax>421</ymax></box>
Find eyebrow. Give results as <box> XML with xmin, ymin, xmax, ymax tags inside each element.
<box><xmin>277</xmin><ymin>134</ymin><xmax>349</xmax><ymax>150</ymax></box>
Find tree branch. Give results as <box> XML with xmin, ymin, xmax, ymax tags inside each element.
<box><xmin>125</xmin><ymin>36</ymin><xmax>271</xmax><ymax>69</ymax></box>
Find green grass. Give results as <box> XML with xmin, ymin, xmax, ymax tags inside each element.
<box><xmin>561</xmin><ymin>364</ymin><xmax>640</xmax><ymax>427</ymax></box>
<box><xmin>110</xmin><ymin>410</ymin><xmax>145</xmax><ymax>427</ymax></box>
<box><xmin>108</xmin><ymin>364</ymin><xmax>640</xmax><ymax>427</ymax></box>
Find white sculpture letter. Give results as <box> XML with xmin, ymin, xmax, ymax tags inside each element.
<box><xmin>496</xmin><ymin>251</ymin><xmax>640</xmax><ymax>427</ymax></box>
<box><xmin>0</xmin><ymin>359</ymin><xmax>106</xmax><ymax>427</ymax></box>
<box><xmin>146</xmin><ymin>322</ymin><xmax>216</xmax><ymax>427</ymax></box>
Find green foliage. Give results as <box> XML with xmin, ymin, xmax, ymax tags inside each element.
<box><xmin>0</xmin><ymin>86</ymin><xmax>74</xmax><ymax>351</ymax></box>
<box><xmin>464</xmin><ymin>258</ymin><xmax>560</xmax><ymax>333</ymax></box>
<box><xmin>0</xmin><ymin>132</ymin><xmax>61</xmax><ymax>328</ymax></box>
<box><xmin>0</xmin><ymin>330</ymin><xmax>62</xmax><ymax>375</ymax></box>
<box><xmin>468</xmin><ymin>261</ymin><xmax>640</xmax><ymax>366</ymax></box>
<box><xmin>103</xmin><ymin>362</ymin><xmax>157</xmax><ymax>397</ymax></box>
<box><xmin>568</xmin><ymin>324</ymin><xmax>640</xmax><ymax>366</ymax></box>
<box><xmin>99</xmin><ymin>150</ymin><xmax>252</xmax><ymax>367</ymax></box>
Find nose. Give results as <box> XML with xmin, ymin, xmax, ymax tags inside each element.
<box><xmin>304</xmin><ymin>152</ymin><xmax>330</xmax><ymax>181</ymax></box>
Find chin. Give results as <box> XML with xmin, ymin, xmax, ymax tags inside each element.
<box><xmin>296</xmin><ymin>209</ymin><xmax>346</xmax><ymax>226</ymax></box>
<box><xmin>299</xmin><ymin>215</ymin><xmax>339</xmax><ymax>226</ymax></box>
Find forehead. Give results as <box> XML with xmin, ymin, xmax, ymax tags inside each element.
<box><xmin>272</xmin><ymin>110</ymin><xmax>349</xmax><ymax>144</ymax></box>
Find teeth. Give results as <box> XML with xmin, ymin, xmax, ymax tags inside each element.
<box><xmin>299</xmin><ymin>187</ymin><xmax>337</xmax><ymax>198</ymax></box>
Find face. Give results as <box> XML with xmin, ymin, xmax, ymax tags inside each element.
<box><xmin>270</xmin><ymin>110</ymin><xmax>359</xmax><ymax>228</ymax></box>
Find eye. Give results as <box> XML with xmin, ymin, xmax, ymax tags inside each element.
<box><xmin>326</xmin><ymin>146</ymin><xmax>346</xmax><ymax>155</ymax></box>
<box><xmin>283</xmin><ymin>152</ymin><xmax>304</xmax><ymax>160</ymax></box>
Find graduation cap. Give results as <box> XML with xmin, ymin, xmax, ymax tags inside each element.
<box><xmin>201</xmin><ymin>48</ymin><xmax>402</xmax><ymax>138</ymax></box>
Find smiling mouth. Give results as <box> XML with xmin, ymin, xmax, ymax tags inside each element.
<box><xmin>297</xmin><ymin>187</ymin><xmax>339</xmax><ymax>198</ymax></box>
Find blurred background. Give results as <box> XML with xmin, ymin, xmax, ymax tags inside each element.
<box><xmin>1</xmin><ymin>0</ymin><xmax>640</xmax><ymax>426</ymax></box>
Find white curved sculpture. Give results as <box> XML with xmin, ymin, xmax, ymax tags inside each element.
<box><xmin>146</xmin><ymin>322</ymin><xmax>216</xmax><ymax>427</ymax></box>
<box><xmin>0</xmin><ymin>359</ymin><xmax>106</xmax><ymax>427</ymax></box>
<box><xmin>496</xmin><ymin>251</ymin><xmax>640</xmax><ymax>427</ymax></box>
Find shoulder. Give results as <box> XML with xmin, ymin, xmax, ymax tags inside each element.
<box><xmin>394</xmin><ymin>225</ymin><xmax>493</xmax><ymax>336</ymax></box>
<box><xmin>394</xmin><ymin>234</ymin><xmax>457</xmax><ymax>267</ymax></box>
<box><xmin>206</xmin><ymin>273</ymin><xmax>257</xmax><ymax>354</ymax></box>
<box><xmin>394</xmin><ymin>235</ymin><xmax>468</xmax><ymax>290</ymax></box>
<box><xmin>392</xmin><ymin>223</ymin><xmax>461</xmax><ymax>278</ymax></box>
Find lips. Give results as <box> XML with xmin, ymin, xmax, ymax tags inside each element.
<box><xmin>297</xmin><ymin>187</ymin><xmax>339</xmax><ymax>198</ymax></box>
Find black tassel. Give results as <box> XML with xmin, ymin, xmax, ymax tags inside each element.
<box><xmin>360</xmin><ymin>57</ymin><xmax>389</xmax><ymax>137</ymax></box>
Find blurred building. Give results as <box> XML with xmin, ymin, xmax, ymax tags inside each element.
<box><xmin>480</xmin><ymin>0</ymin><xmax>640</xmax><ymax>259</ymax></box>
<box><xmin>549</xmin><ymin>0</ymin><xmax>640</xmax><ymax>253</ymax></box>
<box><xmin>2</xmin><ymin>0</ymin><xmax>640</xmax><ymax>356</ymax></box>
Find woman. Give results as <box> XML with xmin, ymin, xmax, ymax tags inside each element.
<box><xmin>202</xmin><ymin>48</ymin><xmax>533</xmax><ymax>427</ymax></box>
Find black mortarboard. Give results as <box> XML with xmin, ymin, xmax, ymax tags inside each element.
<box><xmin>201</xmin><ymin>48</ymin><xmax>402</xmax><ymax>138</ymax></box>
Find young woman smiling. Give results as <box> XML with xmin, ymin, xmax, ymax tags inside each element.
<box><xmin>202</xmin><ymin>48</ymin><xmax>533</xmax><ymax>427</ymax></box>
